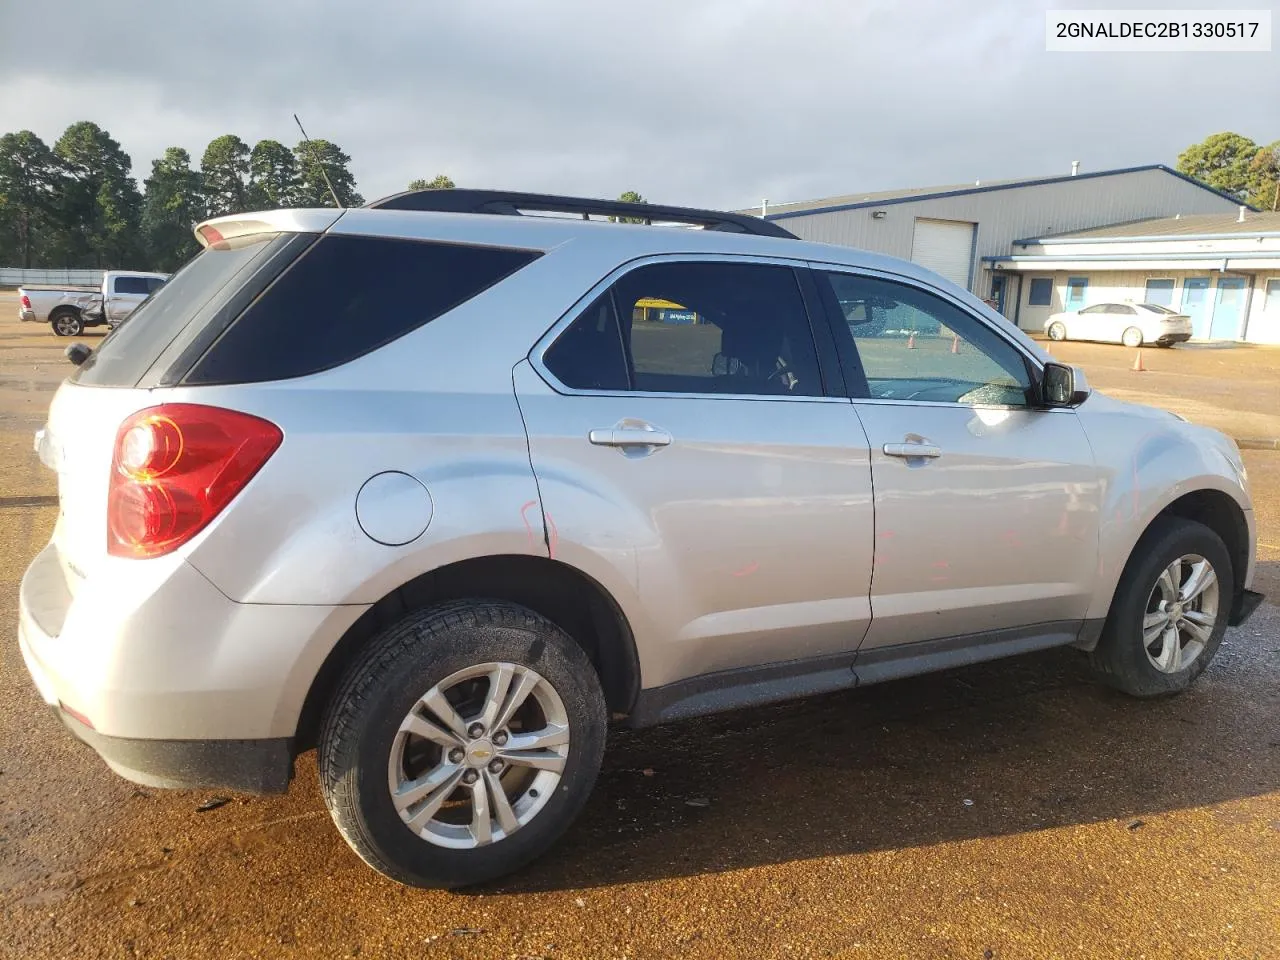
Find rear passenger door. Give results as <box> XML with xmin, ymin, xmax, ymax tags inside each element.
<box><xmin>810</xmin><ymin>266</ymin><xmax>1102</xmax><ymax>652</ymax></box>
<box><xmin>514</xmin><ymin>255</ymin><xmax>875</xmax><ymax>688</ymax></box>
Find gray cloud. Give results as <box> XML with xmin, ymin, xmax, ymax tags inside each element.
<box><xmin>2</xmin><ymin>0</ymin><xmax>1277</xmax><ymax>210</ymax></box>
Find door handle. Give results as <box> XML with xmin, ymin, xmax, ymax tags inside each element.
<box><xmin>589</xmin><ymin>427</ymin><xmax>673</xmax><ymax>448</ymax></box>
<box><xmin>883</xmin><ymin>442</ymin><xmax>942</xmax><ymax>459</ymax></box>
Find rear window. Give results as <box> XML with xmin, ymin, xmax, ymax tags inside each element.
<box><xmin>183</xmin><ymin>235</ymin><xmax>541</xmax><ymax>385</ymax></box>
<box><xmin>73</xmin><ymin>233</ymin><xmax>292</xmax><ymax>387</ymax></box>
<box><xmin>113</xmin><ymin>276</ymin><xmax>151</xmax><ymax>295</ymax></box>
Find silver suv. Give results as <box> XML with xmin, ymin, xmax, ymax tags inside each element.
<box><xmin>18</xmin><ymin>191</ymin><xmax>1263</xmax><ymax>888</ymax></box>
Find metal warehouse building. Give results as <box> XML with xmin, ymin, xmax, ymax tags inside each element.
<box><xmin>750</xmin><ymin>164</ymin><xmax>1268</xmax><ymax>341</ymax></box>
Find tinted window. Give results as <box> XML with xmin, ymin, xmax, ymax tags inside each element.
<box><xmin>147</xmin><ymin>277</ymin><xmax>167</xmax><ymax>293</ymax></box>
<box><xmin>1028</xmin><ymin>278</ymin><xmax>1053</xmax><ymax>306</ymax></box>
<box><xmin>545</xmin><ymin>261</ymin><xmax>824</xmax><ymax>397</ymax></box>
<box><xmin>185</xmin><ymin>235</ymin><xmax>540</xmax><ymax>385</ymax></box>
<box><xmin>620</xmin><ymin>261</ymin><xmax>822</xmax><ymax>396</ymax></box>
<box><xmin>1079</xmin><ymin>305</ymin><xmax>1107</xmax><ymax>315</ymax></box>
<box><xmin>114</xmin><ymin>276</ymin><xmax>151</xmax><ymax>295</ymax></box>
<box><xmin>73</xmin><ymin>233</ymin><xmax>291</xmax><ymax>387</ymax></box>
<box><xmin>823</xmin><ymin>272</ymin><xmax>1031</xmax><ymax>407</ymax></box>
<box><xmin>1106</xmin><ymin>304</ymin><xmax>1136</xmax><ymax>315</ymax></box>
<box><xmin>543</xmin><ymin>293</ymin><xmax>629</xmax><ymax>391</ymax></box>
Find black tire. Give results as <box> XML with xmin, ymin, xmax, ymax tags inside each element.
<box><xmin>51</xmin><ymin>310</ymin><xmax>83</xmax><ymax>337</ymax></box>
<box><xmin>1089</xmin><ymin>517</ymin><xmax>1233</xmax><ymax>698</ymax></box>
<box><xmin>1156</xmin><ymin>341</ymin><xmax>1174</xmax><ymax>349</ymax></box>
<box><xmin>1047</xmin><ymin>321</ymin><xmax>1067</xmax><ymax>341</ymax></box>
<box><xmin>318</xmin><ymin>600</ymin><xmax>607</xmax><ymax>888</ymax></box>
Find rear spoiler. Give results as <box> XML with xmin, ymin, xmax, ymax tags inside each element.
<box><xmin>193</xmin><ymin>209</ymin><xmax>344</xmax><ymax>248</ymax></box>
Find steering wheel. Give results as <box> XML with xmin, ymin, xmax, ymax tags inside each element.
<box><xmin>765</xmin><ymin>355</ymin><xmax>798</xmax><ymax>392</ymax></box>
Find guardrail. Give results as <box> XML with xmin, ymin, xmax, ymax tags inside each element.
<box><xmin>0</xmin><ymin>268</ymin><xmax>105</xmax><ymax>287</ymax></box>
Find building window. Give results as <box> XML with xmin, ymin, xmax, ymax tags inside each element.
<box><xmin>1266</xmin><ymin>278</ymin><xmax>1280</xmax><ymax>312</ymax></box>
<box><xmin>1028</xmin><ymin>278</ymin><xmax>1053</xmax><ymax>306</ymax></box>
<box><xmin>1065</xmin><ymin>277</ymin><xmax>1088</xmax><ymax>309</ymax></box>
<box><xmin>1144</xmin><ymin>278</ymin><xmax>1175</xmax><ymax>306</ymax></box>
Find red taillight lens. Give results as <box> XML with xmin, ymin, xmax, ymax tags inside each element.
<box><xmin>21</xmin><ymin>294</ymin><xmax>32</xmax><ymax>309</ymax></box>
<box><xmin>107</xmin><ymin>404</ymin><xmax>282</xmax><ymax>558</ymax></box>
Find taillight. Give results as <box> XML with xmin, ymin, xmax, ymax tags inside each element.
<box><xmin>107</xmin><ymin>404</ymin><xmax>282</xmax><ymax>558</ymax></box>
<box><xmin>21</xmin><ymin>294</ymin><xmax>31</xmax><ymax>309</ymax></box>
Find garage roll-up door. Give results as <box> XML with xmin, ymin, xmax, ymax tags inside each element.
<box><xmin>910</xmin><ymin>218</ymin><xmax>975</xmax><ymax>289</ymax></box>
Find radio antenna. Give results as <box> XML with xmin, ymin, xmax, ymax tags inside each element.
<box><xmin>293</xmin><ymin>113</ymin><xmax>343</xmax><ymax>209</ymax></box>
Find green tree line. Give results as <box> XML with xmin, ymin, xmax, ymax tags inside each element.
<box><xmin>0</xmin><ymin>122</ymin><xmax>367</xmax><ymax>272</ymax></box>
<box><xmin>1176</xmin><ymin>132</ymin><xmax>1280</xmax><ymax>210</ymax></box>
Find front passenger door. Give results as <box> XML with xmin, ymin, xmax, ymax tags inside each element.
<box><xmin>813</xmin><ymin>267</ymin><xmax>1103</xmax><ymax>652</ymax></box>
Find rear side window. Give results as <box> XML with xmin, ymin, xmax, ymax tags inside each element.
<box><xmin>543</xmin><ymin>260</ymin><xmax>825</xmax><ymax>398</ymax></box>
<box><xmin>73</xmin><ymin>233</ymin><xmax>290</xmax><ymax>387</ymax></box>
<box><xmin>114</xmin><ymin>276</ymin><xmax>151</xmax><ymax>295</ymax></box>
<box><xmin>184</xmin><ymin>235</ymin><xmax>540</xmax><ymax>385</ymax></box>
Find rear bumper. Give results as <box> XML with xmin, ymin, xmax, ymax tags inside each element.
<box><xmin>19</xmin><ymin>308</ymin><xmax>36</xmax><ymax>322</ymax></box>
<box><xmin>1157</xmin><ymin>332</ymin><xmax>1192</xmax><ymax>344</ymax></box>
<box><xmin>17</xmin><ymin>538</ymin><xmax>366</xmax><ymax>786</ymax></box>
<box><xmin>55</xmin><ymin>708</ymin><xmax>294</xmax><ymax>794</ymax></box>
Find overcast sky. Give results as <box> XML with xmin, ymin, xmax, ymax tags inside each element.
<box><xmin>1</xmin><ymin>0</ymin><xmax>1277</xmax><ymax>210</ymax></box>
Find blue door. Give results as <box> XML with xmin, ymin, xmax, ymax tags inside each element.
<box><xmin>1181</xmin><ymin>277</ymin><xmax>1211</xmax><ymax>338</ymax></box>
<box><xmin>1209</xmin><ymin>277</ymin><xmax>1248</xmax><ymax>340</ymax></box>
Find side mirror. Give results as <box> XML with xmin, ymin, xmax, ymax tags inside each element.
<box><xmin>64</xmin><ymin>343</ymin><xmax>92</xmax><ymax>367</ymax></box>
<box><xmin>1040</xmin><ymin>362</ymin><xmax>1089</xmax><ymax>407</ymax></box>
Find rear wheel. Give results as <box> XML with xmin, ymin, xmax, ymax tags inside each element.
<box><xmin>1047</xmin><ymin>321</ymin><xmax>1067</xmax><ymax>341</ymax></box>
<box><xmin>319</xmin><ymin>600</ymin><xmax>607</xmax><ymax>888</ymax></box>
<box><xmin>51</xmin><ymin>310</ymin><xmax>83</xmax><ymax>337</ymax></box>
<box><xmin>1090</xmin><ymin>518</ymin><xmax>1232</xmax><ymax>697</ymax></box>
<box><xmin>1121</xmin><ymin>326</ymin><xmax>1144</xmax><ymax>348</ymax></box>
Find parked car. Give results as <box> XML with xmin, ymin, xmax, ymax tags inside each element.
<box><xmin>1044</xmin><ymin>301</ymin><xmax>1192</xmax><ymax>347</ymax></box>
<box><xmin>19</xmin><ymin>191</ymin><xmax>1262</xmax><ymax>889</ymax></box>
<box><xmin>18</xmin><ymin>270</ymin><xmax>169</xmax><ymax>337</ymax></box>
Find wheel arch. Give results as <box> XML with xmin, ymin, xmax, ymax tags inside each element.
<box><xmin>1083</xmin><ymin>487</ymin><xmax>1250</xmax><ymax>651</ymax></box>
<box><xmin>294</xmin><ymin>554</ymin><xmax>641</xmax><ymax>751</ymax></box>
<box><xmin>48</xmin><ymin>305</ymin><xmax>82</xmax><ymax>322</ymax></box>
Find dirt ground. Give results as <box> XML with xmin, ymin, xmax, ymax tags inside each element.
<box><xmin>1</xmin><ymin>294</ymin><xmax>1277</xmax><ymax>959</ymax></box>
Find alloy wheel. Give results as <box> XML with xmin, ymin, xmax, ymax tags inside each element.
<box><xmin>1142</xmin><ymin>553</ymin><xmax>1219</xmax><ymax>674</ymax></box>
<box><xmin>387</xmin><ymin>662</ymin><xmax>570</xmax><ymax>849</ymax></box>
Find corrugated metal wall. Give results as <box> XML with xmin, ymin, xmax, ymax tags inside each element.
<box><xmin>772</xmin><ymin>169</ymin><xmax>1243</xmax><ymax>313</ymax></box>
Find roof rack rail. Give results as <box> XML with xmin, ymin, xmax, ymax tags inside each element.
<box><xmin>364</xmin><ymin>188</ymin><xmax>797</xmax><ymax>239</ymax></box>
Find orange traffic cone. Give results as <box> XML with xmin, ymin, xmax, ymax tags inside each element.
<box><xmin>906</xmin><ymin>332</ymin><xmax>916</xmax><ymax>349</ymax></box>
<box><xmin>951</xmin><ymin>334</ymin><xmax>960</xmax><ymax>354</ymax></box>
<box><xmin>1132</xmin><ymin>349</ymin><xmax>1145</xmax><ymax>372</ymax></box>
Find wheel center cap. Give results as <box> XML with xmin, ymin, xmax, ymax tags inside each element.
<box><xmin>1170</xmin><ymin>602</ymin><xmax>1183</xmax><ymax>619</ymax></box>
<box><xmin>465</xmin><ymin>739</ymin><xmax>495</xmax><ymax>767</ymax></box>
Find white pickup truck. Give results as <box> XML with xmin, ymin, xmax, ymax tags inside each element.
<box><xmin>18</xmin><ymin>270</ymin><xmax>169</xmax><ymax>337</ymax></box>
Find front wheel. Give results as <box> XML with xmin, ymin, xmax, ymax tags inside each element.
<box><xmin>1047</xmin><ymin>321</ymin><xmax>1067</xmax><ymax>341</ymax></box>
<box><xmin>319</xmin><ymin>601</ymin><xmax>607</xmax><ymax>888</ymax></box>
<box><xmin>51</xmin><ymin>311</ymin><xmax>83</xmax><ymax>337</ymax></box>
<box><xmin>1121</xmin><ymin>326</ymin><xmax>1144</xmax><ymax>348</ymax></box>
<box><xmin>1089</xmin><ymin>517</ymin><xmax>1233</xmax><ymax>697</ymax></box>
